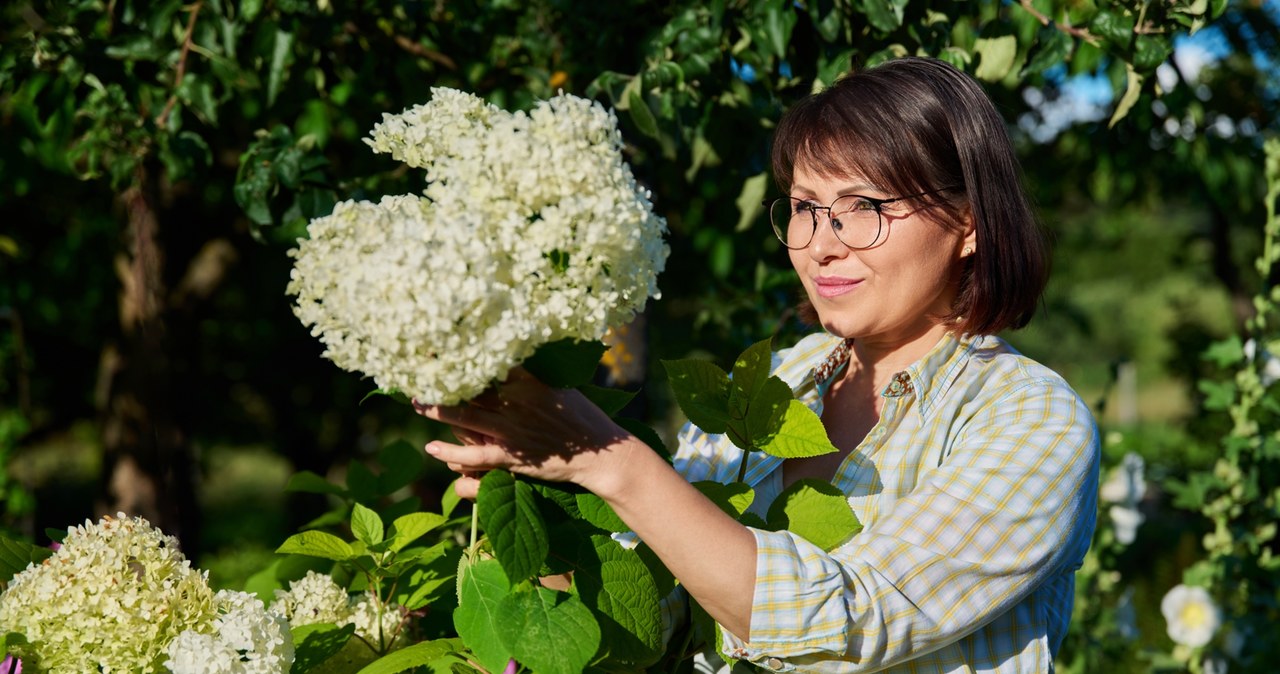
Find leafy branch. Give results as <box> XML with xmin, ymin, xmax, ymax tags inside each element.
<box><xmin>155</xmin><ymin>0</ymin><xmax>204</xmax><ymax>129</ymax></box>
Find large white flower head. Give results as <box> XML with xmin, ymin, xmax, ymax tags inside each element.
<box><xmin>1161</xmin><ymin>584</ymin><xmax>1222</xmax><ymax>648</ymax></box>
<box><xmin>0</xmin><ymin>513</ymin><xmax>216</xmax><ymax>673</ymax></box>
<box><xmin>289</xmin><ymin>88</ymin><xmax>669</xmax><ymax>405</ymax></box>
<box><xmin>165</xmin><ymin>590</ymin><xmax>294</xmax><ymax>674</ymax></box>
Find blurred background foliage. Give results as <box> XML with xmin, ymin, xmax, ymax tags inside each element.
<box><xmin>1</xmin><ymin>0</ymin><xmax>1279</xmax><ymax>671</ymax></box>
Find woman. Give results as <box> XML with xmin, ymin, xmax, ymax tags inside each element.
<box><xmin>417</xmin><ymin>56</ymin><xmax>1100</xmax><ymax>673</ymax></box>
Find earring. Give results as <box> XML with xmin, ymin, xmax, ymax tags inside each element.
<box><xmin>962</xmin><ymin>246</ymin><xmax>973</xmax><ymax>256</ymax></box>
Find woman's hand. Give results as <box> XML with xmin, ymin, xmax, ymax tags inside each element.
<box><xmin>412</xmin><ymin>368</ymin><xmax>636</xmax><ymax>499</ymax></box>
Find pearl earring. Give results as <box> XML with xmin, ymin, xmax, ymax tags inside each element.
<box><xmin>962</xmin><ymin>246</ymin><xmax>973</xmax><ymax>256</ymax></box>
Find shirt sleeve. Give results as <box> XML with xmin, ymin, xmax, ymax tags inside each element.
<box><xmin>722</xmin><ymin>378</ymin><xmax>1100</xmax><ymax>671</ymax></box>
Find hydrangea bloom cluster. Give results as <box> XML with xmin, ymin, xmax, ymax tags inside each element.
<box><xmin>269</xmin><ymin>571</ymin><xmax>402</xmax><ymax>645</ymax></box>
<box><xmin>288</xmin><ymin>88</ymin><xmax>669</xmax><ymax>404</ymax></box>
<box><xmin>165</xmin><ymin>590</ymin><xmax>294</xmax><ymax>674</ymax></box>
<box><xmin>0</xmin><ymin>514</ymin><xmax>216</xmax><ymax>673</ymax></box>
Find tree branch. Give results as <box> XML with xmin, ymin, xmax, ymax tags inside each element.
<box><xmin>155</xmin><ymin>0</ymin><xmax>204</xmax><ymax>129</ymax></box>
<box><xmin>1018</xmin><ymin>0</ymin><xmax>1100</xmax><ymax>46</ymax></box>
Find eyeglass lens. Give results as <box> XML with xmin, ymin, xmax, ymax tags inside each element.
<box><xmin>769</xmin><ymin>195</ymin><xmax>882</xmax><ymax>249</ymax></box>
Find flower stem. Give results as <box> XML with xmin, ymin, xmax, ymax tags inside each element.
<box><xmin>737</xmin><ymin>450</ymin><xmax>750</xmax><ymax>484</ymax></box>
<box><xmin>470</xmin><ymin>502</ymin><xmax>479</xmax><ymax>552</ymax></box>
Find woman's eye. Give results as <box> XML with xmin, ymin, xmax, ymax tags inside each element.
<box><xmin>794</xmin><ymin>201</ymin><xmax>816</xmax><ymax>214</ymax></box>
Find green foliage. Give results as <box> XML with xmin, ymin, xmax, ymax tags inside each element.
<box><xmin>0</xmin><ymin>535</ymin><xmax>53</xmax><ymax>587</ymax></box>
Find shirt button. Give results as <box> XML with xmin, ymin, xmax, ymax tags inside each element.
<box><xmin>766</xmin><ymin>657</ymin><xmax>784</xmax><ymax>670</ymax></box>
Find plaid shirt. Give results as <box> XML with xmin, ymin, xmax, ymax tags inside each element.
<box><xmin>672</xmin><ymin>331</ymin><xmax>1100</xmax><ymax>673</ymax></box>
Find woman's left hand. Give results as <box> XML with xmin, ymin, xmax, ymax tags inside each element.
<box><xmin>412</xmin><ymin>368</ymin><xmax>635</xmax><ymax>499</ymax></box>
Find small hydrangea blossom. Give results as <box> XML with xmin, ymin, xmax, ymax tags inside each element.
<box><xmin>269</xmin><ymin>571</ymin><xmax>401</xmax><ymax>644</ymax></box>
<box><xmin>1161</xmin><ymin>584</ymin><xmax>1222</xmax><ymax>648</ymax></box>
<box><xmin>165</xmin><ymin>591</ymin><xmax>293</xmax><ymax>674</ymax></box>
<box><xmin>0</xmin><ymin>514</ymin><xmax>216</xmax><ymax>673</ymax></box>
<box><xmin>288</xmin><ymin>88</ymin><xmax>669</xmax><ymax>405</ymax></box>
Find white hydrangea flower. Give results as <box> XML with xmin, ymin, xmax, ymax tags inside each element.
<box><xmin>165</xmin><ymin>590</ymin><xmax>293</xmax><ymax>674</ymax></box>
<box><xmin>0</xmin><ymin>513</ymin><xmax>216</xmax><ymax>673</ymax></box>
<box><xmin>1161</xmin><ymin>584</ymin><xmax>1222</xmax><ymax>648</ymax></box>
<box><xmin>291</xmin><ymin>88</ymin><xmax>669</xmax><ymax>405</ymax></box>
<box><xmin>269</xmin><ymin>571</ymin><xmax>402</xmax><ymax>645</ymax></box>
<box><xmin>1100</xmin><ymin>452</ymin><xmax>1146</xmax><ymax>545</ymax></box>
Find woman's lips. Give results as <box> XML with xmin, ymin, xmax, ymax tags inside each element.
<box><xmin>813</xmin><ymin>276</ymin><xmax>862</xmax><ymax>298</ymax></box>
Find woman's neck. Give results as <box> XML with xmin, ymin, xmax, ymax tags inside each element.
<box><xmin>844</xmin><ymin>320</ymin><xmax>951</xmax><ymax>392</ymax></box>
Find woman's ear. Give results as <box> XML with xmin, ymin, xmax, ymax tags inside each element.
<box><xmin>959</xmin><ymin>208</ymin><xmax>977</xmax><ymax>258</ymax></box>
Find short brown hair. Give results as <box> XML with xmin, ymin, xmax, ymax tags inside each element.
<box><xmin>771</xmin><ymin>56</ymin><xmax>1048</xmax><ymax>335</ymax></box>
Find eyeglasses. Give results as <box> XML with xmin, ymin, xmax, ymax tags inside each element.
<box><xmin>764</xmin><ymin>186</ymin><xmax>959</xmax><ymax>250</ymax></box>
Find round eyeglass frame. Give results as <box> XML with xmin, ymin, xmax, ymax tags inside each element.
<box><xmin>763</xmin><ymin>185</ymin><xmax>960</xmax><ymax>250</ymax></box>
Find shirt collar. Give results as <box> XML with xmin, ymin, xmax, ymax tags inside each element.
<box><xmin>809</xmin><ymin>331</ymin><xmax>978</xmax><ymax>417</ymax></box>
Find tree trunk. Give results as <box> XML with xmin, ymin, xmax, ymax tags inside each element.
<box><xmin>96</xmin><ymin>165</ymin><xmax>199</xmax><ymax>546</ymax></box>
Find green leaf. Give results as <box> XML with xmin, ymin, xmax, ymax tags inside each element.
<box><xmin>761</xmin><ymin>2</ymin><xmax>798</xmax><ymax>59</ymax></box>
<box><xmin>346</xmin><ymin>461</ymin><xmax>379</xmax><ymax>503</ymax></box>
<box><xmin>285</xmin><ymin>470</ymin><xmax>347</xmax><ymax>496</ymax></box>
<box><xmin>1090</xmin><ymin>9</ymin><xmax>1135</xmax><ymax>49</ymax></box>
<box><xmin>662</xmin><ymin>358</ymin><xmax>732</xmax><ymax>433</ymax></box>
<box><xmin>728</xmin><ymin>339</ymin><xmax>775</xmax><ymax>403</ymax></box>
<box><xmin>1108</xmin><ymin>64</ymin><xmax>1144</xmax><ymax>128</ymax></box>
<box><xmin>1133</xmin><ymin>35</ymin><xmax>1174</xmax><ymax>72</ymax></box>
<box><xmin>734</xmin><ymin>173</ymin><xmax>769</xmax><ymax>233</ymax></box>
<box><xmin>377</xmin><ymin>440</ymin><xmax>426</xmax><ymax>495</ymax></box>
<box><xmin>441</xmin><ymin>479</ymin><xmax>463</xmax><ymax>518</ymax></box>
<box><xmin>628</xmin><ymin>89</ymin><xmax>659</xmax><ymax>139</ymax></box>
<box><xmin>241</xmin><ymin>0</ymin><xmax>263</xmax><ymax>21</ymax></box>
<box><xmin>765</xmin><ymin>479</ymin><xmax>862</xmax><ymax>551</ymax></box>
<box><xmin>359</xmin><ymin>388</ymin><xmax>411</xmax><ymax>406</ymax></box>
<box><xmin>1023</xmin><ymin>27</ymin><xmax>1071</xmax><ymax>77</ymax></box>
<box><xmin>692</xmin><ymin>481</ymin><xmax>755</xmax><ymax>518</ymax></box>
<box><xmin>578</xmin><ymin>384</ymin><xmax>637</xmax><ymax>416</ymax></box>
<box><xmin>575</xmin><ymin>492</ymin><xmax>629</xmax><ymax>533</ymax></box>
<box><xmin>0</xmin><ymin>536</ymin><xmax>53</xmax><ymax>584</ymax></box>
<box><xmin>389</xmin><ymin>512</ymin><xmax>448</xmax><ymax>552</ymax></box>
<box><xmin>477</xmin><ymin>470</ymin><xmax>549</xmax><ymax>583</ymax></box>
<box><xmin>276</xmin><ymin>531</ymin><xmax>356</xmax><ymax>561</ymax></box>
<box><xmin>267</xmin><ymin>28</ymin><xmax>294</xmax><ymax>108</ymax></box>
<box><xmin>292</xmin><ymin>623</ymin><xmax>356</xmax><ymax>674</ymax></box>
<box><xmin>453</xmin><ymin>558</ymin><xmax>514</xmax><ymax>674</ymax></box>
<box><xmin>1203</xmin><ymin>335</ymin><xmax>1244</xmax><ymax>367</ymax></box>
<box><xmin>391</xmin><ymin>543</ymin><xmax>460</xmax><ymax>610</ymax></box>
<box><xmin>355</xmin><ymin>639</ymin><xmax>462</xmax><ymax>674</ymax></box>
<box><xmin>498</xmin><ymin>587</ymin><xmax>601</xmax><ymax>674</ymax></box>
<box><xmin>351</xmin><ymin>503</ymin><xmax>385</xmax><ymax>547</ymax></box>
<box><xmin>573</xmin><ymin>535</ymin><xmax>663</xmax><ymax>666</ymax></box>
<box><xmin>862</xmin><ymin>0</ymin><xmax>904</xmax><ymax>32</ymax></box>
<box><xmin>973</xmin><ymin>35</ymin><xmax>1019</xmax><ymax>82</ymax></box>
<box><xmin>760</xmin><ymin>400</ymin><xmax>839</xmax><ymax>458</ymax></box>
<box><xmin>523</xmin><ymin>339</ymin><xmax>608</xmax><ymax>388</ymax></box>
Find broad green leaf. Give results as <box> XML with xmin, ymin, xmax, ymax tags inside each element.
<box><xmin>286</xmin><ymin>470</ymin><xmax>347</xmax><ymax>496</ymax></box>
<box><xmin>1133</xmin><ymin>35</ymin><xmax>1174</xmax><ymax>72</ymax></box>
<box><xmin>862</xmin><ymin>0</ymin><xmax>904</xmax><ymax>32</ymax></box>
<box><xmin>523</xmin><ymin>339</ymin><xmax>608</xmax><ymax>388</ymax></box>
<box><xmin>531</xmin><ymin>480</ymin><xmax>583</xmax><ymax>518</ymax></box>
<box><xmin>351</xmin><ymin>503</ymin><xmax>384</xmax><ymax>547</ymax></box>
<box><xmin>0</xmin><ymin>536</ymin><xmax>53</xmax><ymax>583</ymax></box>
<box><xmin>578</xmin><ymin>384</ymin><xmax>637</xmax><ymax>416</ymax></box>
<box><xmin>762</xmin><ymin>2</ymin><xmax>797</xmax><ymax>59</ymax></box>
<box><xmin>1203</xmin><ymin>335</ymin><xmax>1244</xmax><ymax>367</ymax></box>
<box><xmin>477</xmin><ymin>470</ymin><xmax>549</xmax><ymax>583</ymax></box>
<box><xmin>276</xmin><ymin>531</ymin><xmax>356</xmax><ymax>561</ymax></box>
<box><xmin>737</xmin><ymin>172</ymin><xmax>762</xmax><ymax>234</ymax></box>
<box><xmin>973</xmin><ymin>35</ymin><xmax>1019</xmax><ymax>82</ymax></box>
<box><xmin>573</xmin><ymin>535</ymin><xmax>663</xmax><ymax>666</ymax></box>
<box><xmin>692</xmin><ymin>481</ymin><xmax>755</xmax><ymax>518</ymax></box>
<box><xmin>729</xmin><ymin>338</ymin><xmax>775</xmax><ymax>404</ymax></box>
<box><xmin>1090</xmin><ymin>9</ymin><xmax>1135</xmax><ymax>49</ymax></box>
<box><xmin>441</xmin><ymin>479</ymin><xmax>463</xmax><ymax>519</ymax></box>
<box><xmin>377</xmin><ymin>440</ymin><xmax>426</xmax><ymax>495</ymax></box>
<box><xmin>267</xmin><ymin>28</ymin><xmax>294</xmax><ymax>108</ymax></box>
<box><xmin>498</xmin><ymin>587</ymin><xmax>601</xmax><ymax>674</ymax></box>
<box><xmin>453</xmin><ymin>559</ymin><xmax>513</xmax><ymax>674</ymax></box>
<box><xmin>292</xmin><ymin>623</ymin><xmax>356</xmax><ymax>674</ymax></box>
<box><xmin>355</xmin><ymin>639</ymin><xmax>462</xmax><ymax>674</ymax></box>
<box><xmin>741</xmin><ymin>376</ymin><xmax>795</xmax><ymax>452</ymax></box>
<box><xmin>760</xmin><ymin>400</ymin><xmax>839</xmax><ymax>458</ymax></box>
<box><xmin>662</xmin><ymin>358</ymin><xmax>732</xmax><ymax>433</ymax></box>
<box><xmin>1023</xmin><ymin>27</ymin><xmax>1071</xmax><ymax>77</ymax></box>
<box><xmin>389</xmin><ymin>512</ymin><xmax>447</xmax><ymax>552</ymax></box>
<box><xmin>575</xmin><ymin>492</ymin><xmax>629</xmax><ymax>533</ymax></box>
<box><xmin>628</xmin><ymin>89</ymin><xmax>659</xmax><ymax>139</ymax></box>
<box><xmin>1108</xmin><ymin>65</ymin><xmax>1144</xmax><ymax>128</ymax></box>
<box><xmin>392</xmin><ymin>543</ymin><xmax>460</xmax><ymax>610</ymax></box>
<box><xmin>766</xmin><ymin>479</ymin><xmax>862</xmax><ymax>551</ymax></box>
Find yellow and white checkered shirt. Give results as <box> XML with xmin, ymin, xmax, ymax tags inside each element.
<box><xmin>673</xmin><ymin>331</ymin><xmax>1100</xmax><ymax>673</ymax></box>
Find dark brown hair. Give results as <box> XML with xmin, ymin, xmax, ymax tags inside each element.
<box><xmin>772</xmin><ymin>56</ymin><xmax>1048</xmax><ymax>335</ymax></box>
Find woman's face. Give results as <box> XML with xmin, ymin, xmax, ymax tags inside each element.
<box><xmin>787</xmin><ymin>163</ymin><xmax>974</xmax><ymax>347</ymax></box>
